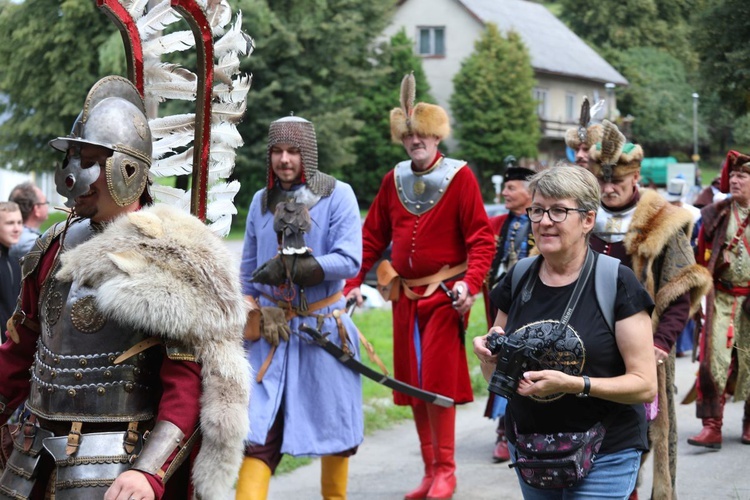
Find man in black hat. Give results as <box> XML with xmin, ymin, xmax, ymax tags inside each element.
<box><xmin>482</xmin><ymin>156</ymin><xmax>535</xmax><ymax>463</ymax></box>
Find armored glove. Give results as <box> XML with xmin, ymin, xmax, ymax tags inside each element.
<box><xmin>259</xmin><ymin>307</ymin><xmax>290</xmax><ymax>346</ymax></box>
<box><xmin>252</xmin><ymin>254</ymin><xmax>324</xmax><ymax>287</ymax></box>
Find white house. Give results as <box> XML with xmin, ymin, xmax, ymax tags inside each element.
<box><xmin>384</xmin><ymin>0</ymin><xmax>628</xmax><ymax>164</ymax></box>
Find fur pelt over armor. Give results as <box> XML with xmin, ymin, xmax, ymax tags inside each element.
<box><xmin>624</xmin><ymin>189</ymin><xmax>712</xmax><ymax>500</ymax></box>
<box><xmin>56</xmin><ymin>204</ymin><xmax>250</xmax><ymax>500</ymax></box>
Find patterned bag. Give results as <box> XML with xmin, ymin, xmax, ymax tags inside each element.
<box><xmin>509</xmin><ymin>421</ymin><xmax>606</xmax><ymax>489</ymax></box>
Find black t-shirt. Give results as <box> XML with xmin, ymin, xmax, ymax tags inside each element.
<box><xmin>489</xmin><ymin>252</ymin><xmax>655</xmax><ymax>454</ymax></box>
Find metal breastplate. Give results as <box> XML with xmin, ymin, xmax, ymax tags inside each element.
<box><xmin>594</xmin><ymin>204</ymin><xmax>637</xmax><ymax>243</ymax></box>
<box><xmin>394</xmin><ymin>157</ymin><xmax>464</xmax><ymax>215</ymax></box>
<box><xmin>27</xmin><ymin>220</ymin><xmax>161</xmax><ymax>422</ymax></box>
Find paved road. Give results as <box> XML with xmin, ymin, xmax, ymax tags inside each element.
<box><xmin>266</xmin><ymin>355</ymin><xmax>750</xmax><ymax>500</ymax></box>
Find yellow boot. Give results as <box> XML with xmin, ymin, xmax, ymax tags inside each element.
<box><xmin>235</xmin><ymin>457</ymin><xmax>272</xmax><ymax>500</ymax></box>
<box><xmin>321</xmin><ymin>455</ymin><xmax>349</xmax><ymax>500</ymax></box>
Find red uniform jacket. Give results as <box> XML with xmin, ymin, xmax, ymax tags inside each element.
<box><xmin>346</xmin><ymin>157</ymin><xmax>495</xmax><ymax>405</ymax></box>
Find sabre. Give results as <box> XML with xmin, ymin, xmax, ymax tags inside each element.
<box><xmin>298</xmin><ymin>324</ymin><xmax>453</xmax><ymax>408</ymax></box>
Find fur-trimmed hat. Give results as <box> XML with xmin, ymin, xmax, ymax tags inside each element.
<box><xmin>565</xmin><ymin>96</ymin><xmax>604</xmax><ymax>150</ymax></box>
<box><xmin>588</xmin><ymin>120</ymin><xmax>644</xmax><ymax>182</ymax></box>
<box><xmin>390</xmin><ymin>73</ymin><xmax>450</xmax><ymax>143</ymax></box>
<box><xmin>719</xmin><ymin>150</ymin><xmax>750</xmax><ymax>193</ymax></box>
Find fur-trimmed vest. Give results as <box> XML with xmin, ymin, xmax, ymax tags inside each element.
<box><xmin>56</xmin><ymin>204</ymin><xmax>250</xmax><ymax>500</ymax></box>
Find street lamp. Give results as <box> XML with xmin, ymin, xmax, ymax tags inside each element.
<box><xmin>605</xmin><ymin>83</ymin><xmax>616</xmax><ymax>120</ymax></box>
<box><xmin>692</xmin><ymin>93</ymin><xmax>700</xmax><ymax>171</ymax></box>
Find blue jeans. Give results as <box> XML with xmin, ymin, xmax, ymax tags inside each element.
<box><xmin>508</xmin><ymin>442</ymin><xmax>641</xmax><ymax>499</ymax></box>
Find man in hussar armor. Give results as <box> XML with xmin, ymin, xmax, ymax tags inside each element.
<box><xmin>0</xmin><ymin>76</ymin><xmax>249</xmax><ymax>500</ymax></box>
<box><xmin>236</xmin><ymin>116</ymin><xmax>364</xmax><ymax>499</ymax></box>
<box><xmin>481</xmin><ymin>157</ymin><xmax>535</xmax><ymax>463</ymax></box>
<box><xmin>565</xmin><ymin>96</ymin><xmax>605</xmax><ymax>169</ymax></box>
<box><xmin>588</xmin><ymin>120</ymin><xmax>711</xmax><ymax>500</ymax></box>
<box><xmin>690</xmin><ymin>150</ymin><xmax>750</xmax><ymax>450</ymax></box>
<box><xmin>345</xmin><ymin>73</ymin><xmax>495</xmax><ymax>500</ymax></box>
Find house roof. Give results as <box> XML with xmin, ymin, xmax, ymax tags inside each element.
<box><xmin>457</xmin><ymin>0</ymin><xmax>628</xmax><ymax>85</ymax></box>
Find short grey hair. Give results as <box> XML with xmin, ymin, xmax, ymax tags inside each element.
<box><xmin>528</xmin><ymin>162</ymin><xmax>600</xmax><ymax>214</ymax></box>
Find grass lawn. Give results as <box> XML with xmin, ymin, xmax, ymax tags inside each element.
<box><xmin>276</xmin><ymin>298</ymin><xmax>490</xmax><ymax>474</ymax></box>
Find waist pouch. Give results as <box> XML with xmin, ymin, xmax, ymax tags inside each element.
<box><xmin>509</xmin><ymin>420</ymin><xmax>606</xmax><ymax>489</ymax></box>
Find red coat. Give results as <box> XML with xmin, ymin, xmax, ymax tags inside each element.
<box><xmin>346</xmin><ymin>159</ymin><xmax>495</xmax><ymax>405</ymax></box>
<box><xmin>0</xmin><ymin>238</ymin><xmax>201</xmax><ymax>499</ymax></box>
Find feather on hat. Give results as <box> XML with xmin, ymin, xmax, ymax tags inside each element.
<box><xmin>588</xmin><ymin>120</ymin><xmax>643</xmax><ymax>182</ymax></box>
<box><xmin>565</xmin><ymin>96</ymin><xmax>604</xmax><ymax>149</ymax></box>
<box><xmin>390</xmin><ymin>72</ymin><xmax>450</xmax><ymax>142</ymax></box>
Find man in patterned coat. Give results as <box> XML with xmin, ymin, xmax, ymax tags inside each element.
<box><xmin>588</xmin><ymin>120</ymin><xmax>712</xmax><ymax>500</ymax></box>
<box><xmin>345</xmin><ymin>74</ymin><xmax>495</xmax><ymax>500</ymax></box>
<box><xmin>690</xmin><ymin>150</ymin><xmax>750</xmax><ymax>450</ymax></box>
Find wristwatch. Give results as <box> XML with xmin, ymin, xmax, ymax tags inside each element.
<box><xmin>576</xmin><ymin>375</ymin><xmax>591</xmax><ymax>398</ymax></box>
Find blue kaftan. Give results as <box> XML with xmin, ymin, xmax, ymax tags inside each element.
<box><xmin>240</xmin><ymin>181</ymin><xmax>364</xmax><ymax>456</ymax></box>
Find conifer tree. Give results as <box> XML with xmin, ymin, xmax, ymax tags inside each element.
<box><xmin>450</xmin><ymin>24</ymin><xmax>538</xmax><ymax>197</ymax></box>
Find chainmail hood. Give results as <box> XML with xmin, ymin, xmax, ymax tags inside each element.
<box><xmin>262</xmin><ymin>116</ymin><xmax>335</xmax><ymax>213</ymax></box>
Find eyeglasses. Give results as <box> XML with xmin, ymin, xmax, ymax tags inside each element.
<box><xmin>35</xmin><ymin>201</ymin><xmax>50</xmax><ymax>206</ymax></box>
<box><xmin>526</xmin><ymin>206</ymin><xmax>588</xmax><ymax>223</ymax></box>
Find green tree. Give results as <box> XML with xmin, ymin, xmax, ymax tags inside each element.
<box><xmin>232</xmin><ymin>0</ymin><xmax>393</xmax><ymax>209</ymax></box>
<box><xmin>345</xmin><ymin>29</ymin><xmax>434</xmax><ymax>206</ymax></box>
<box><xmin>617</xmin><ymin>47</ymin><xmax>697</xmax><ymax>156</ymax></box>
<box><xmin>450</xmin><ymin>24</ymin><xmax>538</xmax><ymax>198</ymax></box>
<box><xmin>693</xmin><ymin>0</ymin><xmax>750</xmax><ymax>117</ymax></box>
<box><xmin>556</xmin><ymin>0</ymin><xmax>700</xmax><ymax>69</ymax></box>
<box><xmin>0</xmin><ymin>0</ymin><xmax>116</xmax><ymax>168</ymax></box>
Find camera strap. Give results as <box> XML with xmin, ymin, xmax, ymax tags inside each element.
<box><xmin>519</xmin><ymin>249</ymin><xmax>595</xmax><ymax>339</ymax></box>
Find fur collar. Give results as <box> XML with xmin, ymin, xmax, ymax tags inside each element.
<box><xmin>625</xmin><ymin>189</ymin><xmax>693</xmax><ymax>260</ymax></box>
<box><xmin>57</xmin><ymin>204</ymin><xmax>250</xmax><ymax>500</ymax></box>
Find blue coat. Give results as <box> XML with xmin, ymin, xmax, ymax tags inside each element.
<box><xmin>240</xmin><ymin>181</ymin><xmax>364</xmax><ymax>456</ymax></box>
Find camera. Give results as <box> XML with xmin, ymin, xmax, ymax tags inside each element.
<box><xmin>486</xmin><ymin>332</ymin><xmax>541</xmax><ymax>400</ymax></box>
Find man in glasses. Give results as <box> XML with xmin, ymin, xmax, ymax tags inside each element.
<box><xmin>587</xmin><ymin>120</ymin><xmax>712</xmax><ymax>500</ymax></box>
<box><xmin>8</xmin><ymin>181</ymin><xmax>49</xmax><ymax>262</ymax></box>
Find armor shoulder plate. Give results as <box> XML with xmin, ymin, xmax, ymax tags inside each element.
<box><xmin>20</xmin><ymin>221</ymin><xmax>68</xmax><ymax>281</ymax></box>
<box><xmin>394</xmin><ymin>157</ymin><xmax>465</xmax><ymax>215</ymax></box>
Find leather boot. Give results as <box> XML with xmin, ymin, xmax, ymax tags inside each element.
<box><xmin>321</xmin><ymin>455</ymin><xmax>349</xmax><ymax>500</ymax></box>
<box><xmin>742</xmin><ymin>401</ymin><xmax>750</xmax><ymax>445</ymax></box>
<box><xmin>492</xmin><ymin>419</ymin><xmax>509</xmax><ymax>463</ymax></box>
<box><xmin>687</xmin><ymin>417</ymin><xmax>723</xmax><ymax>449</ymax></box>
<box><xmin>405</xmin><ymin>403</ymin><xmax>434</xmax><ymax>500</ymax></box>
<box><xmin>235</xmin><ymin>457</ymin><xmax>272</xmax><ymax>500</ymax></box>
<box><xmin>425</xmin><ymin>404</ymin><xmax>456</xmax><ymax>500</ymax></box>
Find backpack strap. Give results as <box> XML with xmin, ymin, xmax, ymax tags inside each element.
<box><xmin>594</xmin><ymin>253</ymin><xmax>620</xmax><ymax>333</ymax></box>
<box><xmin>510</xmin><ymin>256</ymin><xmax>539</xmax><ymax>301</ymax></box>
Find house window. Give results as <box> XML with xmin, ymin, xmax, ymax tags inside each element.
<box><xmin>565</xmin><ymin>93</ymin><xmax>576</xmax><ymax>122</ymax></box>
<box><xmin>534</xmin><ymin>88</ymin><xmax>548</xmax><ymax>119</ymax></box>
<box><xmin>418</xmin><ymin>27</ymin><xmax>445</xmax><ymax>56</ymax></box>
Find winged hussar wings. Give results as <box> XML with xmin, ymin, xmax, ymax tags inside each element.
<box><xmin>111</xmin><ymin>0</ymin><xmax>254</xmax><ymax>236</ymax></box>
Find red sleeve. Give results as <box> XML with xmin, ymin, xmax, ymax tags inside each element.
<box><xmin>653</xmin><ymin>292</ymin><xmax>691</xmax><ymax>352</ymax></box>
<box><xmin>143</xmin><ymin>356</ymin><xmax>202</xmax><ymax>499</ymax></box>
<box><xmin>455</xmin><ymin>167</ymin><xmax>496</xmax><ymax>295</ymax></box>
<box><xmin>344</xmin><ymin>171</ymin><xmax>395</xmax><ymax>292</ymax></box>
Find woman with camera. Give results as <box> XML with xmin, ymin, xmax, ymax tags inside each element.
<box><xmin>473</xmin><ymin>165</ymin><xmax>657</xmax><ymax>499</ymax></box>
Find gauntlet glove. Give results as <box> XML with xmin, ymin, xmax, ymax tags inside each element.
<box><xmin>259</xmin><ymin>307</ymin><xmax>291</xmax><ymax>346</ymax></box>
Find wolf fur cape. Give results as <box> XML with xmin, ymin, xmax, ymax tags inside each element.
<box><xmin>624</xmin><ymin>189</ymin><xmax>712</xmax><ymax>500</ymax></box>
<box><xmin>56</xmin><ymin>204</ymin><xmax>250</xmax><ymax>500</ymax></box>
